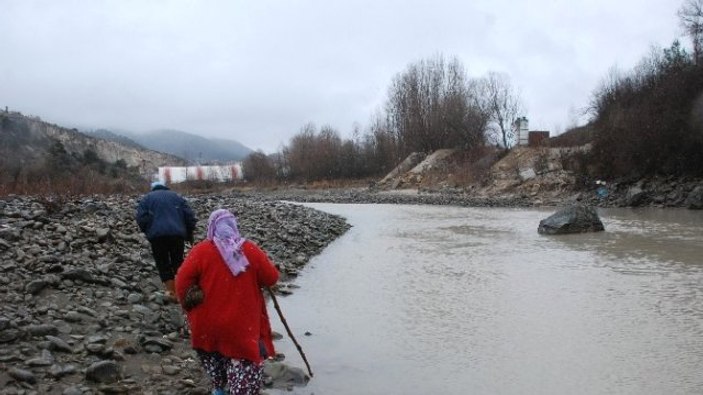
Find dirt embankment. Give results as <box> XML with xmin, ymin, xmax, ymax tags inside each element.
<box><xmin>361</xmin><ymin>146</ymin><xmax>703</xmax><ymax>210</ymax></box>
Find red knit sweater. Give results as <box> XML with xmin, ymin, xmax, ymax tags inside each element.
<box><xmin>175</xmin><ymin>239</ymin><xmax>279</xmax><ymax>363</ymax></box>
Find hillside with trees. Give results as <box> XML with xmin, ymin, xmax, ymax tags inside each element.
<box><xmin>589</xmin><ymin>40</ymin><xmax>703</xmax><ymax>179</ymax></box>
<box><xmin>0</xmin><ymin>112</ymin><xmax>185</xmax><ymax>195</ymax></box>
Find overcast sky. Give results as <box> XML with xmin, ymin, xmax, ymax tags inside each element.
<box><xmin>0</xmin><ymin>0</ymin><xmax>686</xmax><ymax>153</ymax></box>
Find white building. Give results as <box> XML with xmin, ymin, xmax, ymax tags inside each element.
<box><xmin>156</xmin><ymin>163</ymin><xmax>243</xmax><ymax>184</ymax></box>
<box><xmin>514</xmin><ymin>117</ymin><xmax>529</xmax><ymax>146</ymax></box>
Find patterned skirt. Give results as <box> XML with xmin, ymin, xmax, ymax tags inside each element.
<box><xmin>195</xmin><ymin>349</ymin><xmax>264</xmax><ymax>395</ymax></box>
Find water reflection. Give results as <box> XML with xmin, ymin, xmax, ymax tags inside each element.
<box><xmin>268</xmin><ymin>204</ymin><xmax>703</xmax><ymax>395</ymax></box>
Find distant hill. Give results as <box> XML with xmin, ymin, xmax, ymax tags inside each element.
<box><xmin>112</xmin><ymin>129</ymin><xmax>253</xmax><ymax>164</ymax></box>
<box><xmin>0</xmin><ymin>111</ymin><xmax>187</xmax><ymax>193</ymax></box>
<box><xmin>0</xmin><ymin>112</ymin><xmax>185</xmax><ymax>174</ymax></box>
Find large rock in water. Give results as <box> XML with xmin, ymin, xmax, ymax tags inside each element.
<box><xmin>538</xmin><ymin>205</ymin><xmax>605</xmax><ymax>235</ymax></box>
<box><xmin>685</xmin><ymin>185</ymin><xmax>703</xmax><ymax>209</ymax></box>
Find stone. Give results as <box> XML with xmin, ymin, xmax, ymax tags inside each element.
<box><xmin>127</xmin><ymin>293</ymin><xmax>143</xmax><ymax>304</ymax></box>
<box><xmin>46</xmin><ymin>335</ymin><xmax>73</xmax><ymax>353</ymax></box>
<box><xmin>97</xmin><ymin>384</ymin><xmax>131</xmax><ymax>394</ymax></box>
<box><xmin>8</xmin><ymin>367</ymin><xmax>37</xmax><ymax>384</ymax></box>
<box><xmin>87</xmin><ymin>335</ymin><xmax>108</xmax><ymax>344</ymax></box>
<box><xmin>64</xmin><ymin>311</ymin><xmax>83</xmax><ymax>323</ymax></box>
<box><xmin>685</xmin><ymin>185</ymin><xmax>703</xmax><ymax>210</ymax></box>
<box><xmin>25</xmin><ymin>279</ymin><xmax>49</xmax><ymax>295</ymax></box>
<box><xmin>26</xmin><ymin>355</ymin><xmax>53</xmax><ymax>366</ymax></box>
<box><xmin>62</xmin><ymin>386</ymin><xmax>83</xmax><ymax>395</ymax></box>
<box><xmin>50</xmin><ymin>363</ymin><xmax>77</xmax><ymax>378</ymax></box>
<box><xmin>61</xmin><ymin>268</ymin><xmax>94</xmax><ymax>283</ymax></box>
<box><xmin>143</xmin><ymin>337</ymin><xmax>174</xmax><ymax>350</ymax></box>
<box><xmin>86</xmin><ymin>343</ymin><xmax>105</xmax><ymax>353</ymax></box>
<box><xmin>96</xmin><ymin>228</ymin><xmax>112</xmax><ymax>242</ymax></box>
<box><xmin>519</xmin><ymin>168</ymin><xmax>536</xmax><ymax>181</ymax></box>
<box><xmin>26</xmin><ymin>324</ymin><xmax>59</xmax><ymax>337</ymax></box>
<box><xmin>0</xmin><ymin>329</ymin><xmax>21</xmax><ymax>343</ymax></box>
<box><xmin>162</xmin><ymin>365</ymin><xmax>180</xmax><ymax>375</ymax></box>
<box><xmin>263</xmin><ymin>361</ymin><xmax>310</xmax><ymax>388</ymax></box>
<box><xmin>111</xmin><ymin>278</ymin><xmax>128</xmax><ymax>288</ymax></box>
<box><xmin>132</xmin><ymin>304</ymin><xmax>152</xmax><ymax>315</ymax></box>
<box><xmin>86</xmin><ymin>360</ymin><xmax>122</xmax><ymax>383</ymax></box>
<box><xmin>626</xmin><ymin>185</ymin><xmax>648</xmax><ymax>207</ymax></box>
<box><xmin>0</xmin><ymin>318</ymin><xmax>9</xmax><ymax>330</ymax></box>
<box><xmin>538</xmin><ymin>205</ymin><xmax>605</xmax><ymax>235</ymax></box>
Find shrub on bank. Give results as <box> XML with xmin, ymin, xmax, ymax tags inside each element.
<box><xmin>589</xmin><ymin>41</ymin><xmax>703</xmax><ymax>179</ymax></box>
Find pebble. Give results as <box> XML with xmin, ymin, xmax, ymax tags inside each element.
<box><xmin>85</xmin><ymin>360</ymin><xmax>122</xmax><ymax>383</ymax></box>
<box><xmin>8</xmin><ymin>367</ymin><xmax>37</xmax><ymax>384</ymax></box>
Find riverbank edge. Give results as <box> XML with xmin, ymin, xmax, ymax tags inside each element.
<box><xmin>230</xmin><ymin>175</ymin><xmax>703</xmax><ymax>210</ymax></box>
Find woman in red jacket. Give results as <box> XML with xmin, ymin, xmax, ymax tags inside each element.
<box><xmin>175</xmin><ymin>208</ymin><xmax>279</xmax><ymax>395</ymax></box>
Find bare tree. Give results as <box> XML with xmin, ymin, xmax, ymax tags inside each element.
<box><xmin>316</xmin><ymin>125</ymin><xmax>343</xmax><ymax>179</ymax></box>
<box><xmin>679</xmin><ymin>0</ymin><xmax>703</xmax><ymax>63</ymax></box>
<box><xmin>284</xmin><ymin>123</ymin><xmax>317</xmax><ymax>181</ymax></box>
<box><xmin>385</xmin><ymin>55</ymin><xmax>487</xmax><ymax>156</ymax></box>
<box><xmin>243</xmin><ymin>151</ymin><xmax>276</xmax><ymax>182</ymax></box>
<box><xmin>479</xmin><ymin>72</ymin><xmax>524</xmax><ymax>148</ymax></box>
<box><xmin>365</xmin><ymin>112</ymin><xmax>400</xmax><ymax>174</ymax></box>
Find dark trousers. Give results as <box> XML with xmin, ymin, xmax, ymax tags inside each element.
<box><xmin>150</xmin><ymin>236</ymin><xmax>185</xmax><ymax>282</ymax></box>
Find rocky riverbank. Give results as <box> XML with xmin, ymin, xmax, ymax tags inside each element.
<box><xmin>0</xmin><ymin>194</ymin><xmax>349</xmax><ymax>394</ymax></box>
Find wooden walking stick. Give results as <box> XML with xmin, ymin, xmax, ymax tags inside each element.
<box><xmin>266</xmin><ymin>287</ymin><xmax>314</xmax><ymax>377</ymax></box>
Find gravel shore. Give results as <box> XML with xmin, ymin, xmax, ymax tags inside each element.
<box><xmin>0</xmin><ymin>194</ymin><xmax>349</xmax><ymax>394</ymax></box>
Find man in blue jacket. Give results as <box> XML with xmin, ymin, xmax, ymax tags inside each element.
<box><xmin>136</xmin><ymin>181</ymin><xmax>197</xmax><ymax>300</ymax></box>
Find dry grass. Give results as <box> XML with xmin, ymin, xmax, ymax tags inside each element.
<box><xmin>412</xmin><ymin>147</ymin><xmax>502</xmax><ymax>189</ymax></box>
<box><xmin>0</xmin><ymin>172</ymin><xmax>142</xmax><ymax>197</ymax></box>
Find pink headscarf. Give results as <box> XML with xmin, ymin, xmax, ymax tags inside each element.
<box><xmin>207</xmin><ymin>209</ymin><xmax>249</xmax><ymax>276</ymax></box>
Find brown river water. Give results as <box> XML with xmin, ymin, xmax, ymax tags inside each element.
<box><xmin>268</xmin><ymin>204</ymin><xmax>703</xmax><ymax>395</ymax></box>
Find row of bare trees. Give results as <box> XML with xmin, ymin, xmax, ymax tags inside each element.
<box><xmin>385</xmin><ymin>56</ymin><xmax>523</xmax><ymax>157</ymax></box>
<box><xmin>243</xmin><ymin>123</ymin><xmax>399</xmax><ymax>182</ymax></box>
<box><xmin>244</xmin><ymin>55</ymin><xmax>524</xmax><ymax>183</ymax></box>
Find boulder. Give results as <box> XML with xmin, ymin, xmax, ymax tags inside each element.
<box><xmin>685</xmin><ymin>185</ymin><xmax>703</xmax><ymax>210</ymax></box>
<box><xmin>263</xmin><ymin>361</ymin><xmax>309</xmax><ymax>389</ymax></box>
<box><xmin>538</xmin><ymin>205</ymin><xmax>605</xmax><ymax>235</ymax></box>
<box><xmin>626</xmin><ymin>185</ymin><xmax>648</xmax><ymax>207</ymax></box>
<box><xmin>25</xmin><ymin>279</ymin><xmax>49</xmax><ymax>295</ymax></box>
<box><xmin>519</xmin><ymin>168</ymin><xmax>536</xmax><ymax>181</ymax></box>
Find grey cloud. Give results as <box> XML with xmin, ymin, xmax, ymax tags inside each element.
<box><xmin>0</xmin><ymin>0</ymin><xmax>684</xmax><ymax>153</ymax></box>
